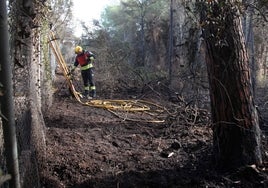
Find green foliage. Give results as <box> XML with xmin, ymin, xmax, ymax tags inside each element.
<box><xmin>81</xmin><ymin>0</ymin><xmax>186</xmax><ymax>92</ymax></box>
<box><xmin>99</xmin><ymin>0</ymin><xmax>169</xmax><ymax>66</ymax></box>
<box><xmin>48</xmin><ymin>0</ymin><xmax>74</xmax><ymax>35</ymax></box>
<box><xmin>101</xmin><ymin>0</ymin><xmax>168</xmax><ymax>34</ymax></box>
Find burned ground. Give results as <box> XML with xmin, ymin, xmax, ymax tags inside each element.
<box><xmin>40</xmin><ymin>74</ymin><xmax>268</xmax><ymax>188</ymax></box>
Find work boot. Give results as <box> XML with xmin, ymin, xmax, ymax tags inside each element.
<box><xmin>91</xmin><ymin>90</ymin><xmax>96</xmax><ymax>98</ymax></box>
<box><xmin>82</xmin><ymin>93</ymin><xmax>92</xmax><ymax>100</ymax></box>
<box><xmin>86</xmin><ymin>95</ymin><xmax>92</xmax><ymax>99</ymax></box>
<box><xmin>83</xmin><ymin>90</ymin><xmax>92</xmax><ymax>99</ymax></box>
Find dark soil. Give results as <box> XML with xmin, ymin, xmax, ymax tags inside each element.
<box><xmin>40</xmin><ymin>74</ymin><xmax>268</xmax><ymax>188</ymax></box>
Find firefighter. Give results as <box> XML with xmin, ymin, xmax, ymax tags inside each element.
<box><xmin>71</xmin><ymin>45</ymin><xmax>96</xmax><ymax>99</ymax></box>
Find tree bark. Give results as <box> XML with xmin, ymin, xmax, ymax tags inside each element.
<box><xmin>168</xmin><ymin>0</ymin><xmax>174</xmax><ymax>86</ymax></box>
<box><xmin>201</xmin><ymin>2</ymin><xmax>262</xmax><ymax>171</ymax></box>
<box><xmin>0</xmin><ymin>1</ymin><xmax>21</xmax><ymax>187</ymax></box>
<box><xmin>242</xmin><ymin>0</ymin><xmax>256</xmax><ymax>95</ymax></box>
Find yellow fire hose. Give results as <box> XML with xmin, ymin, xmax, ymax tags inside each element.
<box><xmin>48</xmin><ymin>31</ymin><xmax>166</xmax><ymax>123</ymax></box>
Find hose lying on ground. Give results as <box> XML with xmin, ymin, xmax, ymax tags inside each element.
<box><xmin>48</xmin><ymin>31</ymin><xmax>166</xmax><ymax>123</ymax></box>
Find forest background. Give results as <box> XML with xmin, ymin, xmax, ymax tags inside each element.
<box><xmin>0</xmin><ymin>0</ymin><xmax>267</xmax><ymax>187</ymax></box>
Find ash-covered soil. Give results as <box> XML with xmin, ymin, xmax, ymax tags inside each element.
<box><xmin>40</xmin><ymin>74</ymin><xmax>268</xmax><ymax>188</ymax></box>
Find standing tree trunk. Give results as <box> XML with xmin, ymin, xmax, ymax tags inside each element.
<box><xmin>201</xmin><ymin>1</ymin><xmax>262</xmax><ymax>170</ymax></box>
<box><xmin>168</xmin><ymin>0</ymin><xmax>174</xmax><ymax>86</ymax></box>
<box><xmin>242</xmin><ymin>0</ymin><xmax>256</xmax><ymax>95</ymax></box>
<box><xmin>140</xmin><ymin>4</ymin><xmax>146</xmax><ymax>67</ymax></box>
<box><xmin>0</xmin><ymin>1</ymin><xmax>21</xmax><ymax>187</ymax></box>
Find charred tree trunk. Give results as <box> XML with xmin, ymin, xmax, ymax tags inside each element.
<box><xmin>242</xmin><ymin>0</ymin><xmax>256</xmax><ymax>95</ymax></box>
<box><xmin>201</xmin><ymin>1</ymin><xmax>262</xmax><ymax>170</ymax></box>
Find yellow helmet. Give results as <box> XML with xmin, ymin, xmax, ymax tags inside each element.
<box><xmin>74</xmin><ymin>46</ymin><xmax>83</xmax><ymax>54</ymax></box>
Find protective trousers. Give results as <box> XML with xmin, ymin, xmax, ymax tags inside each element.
<box><xmin>81</xmin><ymin>68</ymin><xmax>96</xmax><ymax>97</ymax></box>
